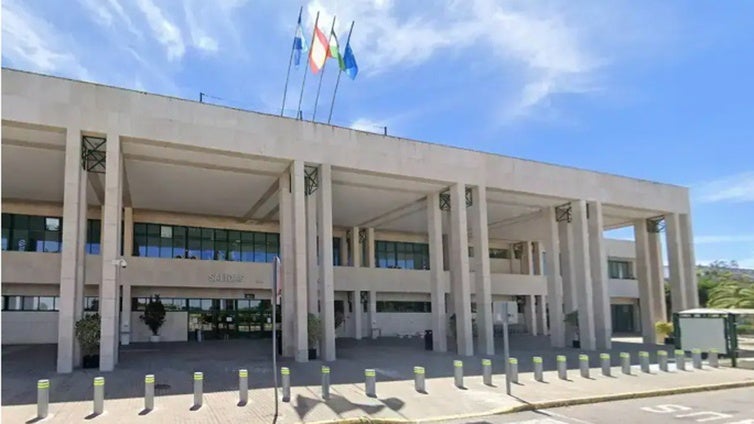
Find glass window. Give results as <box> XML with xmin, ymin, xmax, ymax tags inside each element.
<box><xmin>87</xmin><ymin>219</ymin><xmax>101</xmax><ymax>254</ymax></box>
<box><xmin>201</xmin><ymin>228</ymin><xmax>214</xmax><ymax>260</ymax></box>
<box><xmin>172</xmin><ymin>226</ymin><xmax>187</xmax><ymax>258</ymax></box>
<box><xmin>38</xmin><ymin>296</ymin><xmax>55</xmax><ymax>311</ymax></box>
<box><xmin>608</xmin><ymin>260</ymin><xmax>632</xmax><ymax>279</ymax></box>
<box><xmin>376</xmin><ymin>301</ymin><xmax>431</xmax><ymax>313</ymax></box>
<box><xmin>254</xmin><ymin>232</ymin><xmax>267</xmax><ymax>262</ymax></box>
<box><xmin>333</xmin><ymin>237</ymin><xmax>341</xmax><ymax>266</ymax></box>
<box><xmin>214</xmin><ymin>229</ymin><xmax>228</xmax><ymax>261</ymax></box>
<box><xmin>146</xmin><ymin>224</ymin><xmax>160</xmax><ymax>257</ymax></box>
<box><xmin>187</xmin><ymin>227</ymin><xmax>201</xmax><ymax>259</ymax></box>
<box><xmin>5</xmin><ymin>296</ymin><xmax>22</xmax><ymax>310</ymax></box>
<box><xmin>266</xmin><ymin>233</ymin><xmax>279</xmax><ymax>262</ymax></box>
<box><xmin>45</xmin><ymin>218</ymin><xmax>60</xmax><ymax>231</ymax></box>
<box><xmin>489</xmin><ymin>248</ymin><xmax>510</xmax><ymax>259</ymax></box>
<box><xmin>241</xmin><ymin>232</ymin><xmax>255</xmax><ymax>262</ymax></box>
<box><xmin>159</xmin><ymin>225</ymin><xmax>173</xmax><ymax>258</ymax></box>
<box><xmin>85</xmin><ymin>296</ymin><xmax>99</xmax><ymax>311</ymax></box>
<box><xmin>228</xmin><ymin>231</ymin><xmax>241</xmax><ymax>261</ymax></box>
<box><xmin>1</xmin><ymin>213</ymin><xmax>10</xmax><ymax>251</ymax></box>
<box><xmin>22</xmin><ymin>296</ymin><xmax>38</xmax><ymax>310</ymax></box>
<box><xmin>188</xmin><ymin>299</ymin><xmax>202</xmax><ymax>310</ymax></box>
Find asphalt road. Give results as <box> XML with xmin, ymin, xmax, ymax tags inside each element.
<box><xmin>442</xmin><ymin>387</ymin><xmax>754</xmax><ymax>424</ymax></box>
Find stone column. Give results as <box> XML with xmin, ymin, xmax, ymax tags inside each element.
<box><xmin>339</xmin><ymin>236</ymin><xmax>348</xmax><ymax>266</ymax></box>
<box><xmin>291</xmin><ymin>160</ymin><xmax>309</xmax><ymax>362</ymax></box>
<box><xmin>449</xmin><ymin>183</ymin><xmax>473</xmax><ymax>356</ymax></box>
<box><xmin>306</xmin><ymin>194</ymin><xmax>318</xmax><ymax>315</ymax></box>
<box><xmin>665</xmin><ymin>213</ymin><xmax>688</xmax><ymax>312</ymax></box>
<box><xmin>524</xmin><ymin>295</ymin><xmax>537</xmax><ymax>336</ymax></box>
<box><xmin>99</xmin><ymin>131</ymin><xmax>123</xmax><ymax>371</ymax></box>
<box><xmin>353</xmin><ymin>290</ymin><xmax>362</xmax><ymax>339</ymax></box>
<box><xmin>634</xmin><ymin>219</ymin><xmax>658</xmax><ymax>343</ymax></box>
<box><xmin>57</xmin><ymin>127</ymin><xmax>86</xmax><ymax>373</ymax></box>
<box><xmin>368</xmin><ymin>290</ymin><xmax>377</xmax><ymax>339</ymax></box>
<box><xmin>366</xmin><ymin>228</ymin><xmax>376</xmax><ymax>268</ymax></box>
<box><xmin>123</xmin><ymin>207</ymin><xmax>133</xmax><ymax>257</ymax></box>
<box><xmin>470</xmin><ymin>186</ymin><xmax>493</xmax><ymax>355</ymax></box>
<box><xmin>588</xmin><ymin>201</ymin><xmax>611</xmax><ymax>350</ymax></box>
<box><xmin>680</xmin><ymin>213</ymin><xmax>699</xmax><ymax>308</ymax></box>
<box><xmin>571</xmin><ymin>200</ymin><xmax>596</xmax><ymax>351</ymax></box>
<box><xmin>120</xmin><ymin>283</ymin><xmax>131</xmax><ymax>345</ymax></box>
<box><xmin>648</xmin><ymin>228</ymin><xmax>667</xmax><ymax>322</ymax></box>
<box><xmin>427</xmin><ymin>192</ymin><xmax>447</xmax><ymax>351</ymax></box>
<box><xmin>558</xmin><ymin>220</ymin><xmax>577</xmax><ymax>313</ymax></box>
<box><xmin>350</xmin><ymin>226</ymin><xmax>361</xmax><ymax>267</ymax></box>
<box><xmin>532</xmin><ymin>242</ymin><xmax>542</xmax><ymax>275</ymax></box>
<box><xmin>278</xmin><ymin>168</ymin><xmax>295</xmax><ymax>357</ymax></box>
<box><xmin>537</xmin><ymin>295</ymin><xmax>549</xmax><ymax>335</ymax></box>
<box><xmin>317</xmin><ymin>164</ymin><xmax>336</xmax><ymax>361</ymax></box>
<box><xmin>522</xmin><ymin>241</ymin><xmax>534</xmax><ymax>275</ymax></box>
<box><xmin>544</xmin><ymin>207</ymin><xmax>565</xmax><ymax>347</ymax></box>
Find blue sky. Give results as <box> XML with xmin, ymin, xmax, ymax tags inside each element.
<box><xmin>3</xmin><ymin>0</ymin><xmax>753</xmax><ymax>267</ymax></box>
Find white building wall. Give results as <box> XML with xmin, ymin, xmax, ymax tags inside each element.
<box><xmin>129</xmin><ymin>312</ymin><xmax>188</xmax><ymax>342</ymax></box>
<box><xmin>2</xmin><ymin>312</ymin><xmax>59</xmax><ymax>344</ymax></box>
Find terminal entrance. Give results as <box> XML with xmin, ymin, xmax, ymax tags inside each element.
<box><xmin>187</xmin><ymin>298</ymin><xmax>280</xmax><ymax>341</ymax></box>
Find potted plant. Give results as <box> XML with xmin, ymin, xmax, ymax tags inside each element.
<box><xmin>564</xmin><ymin>311</ymin><xmax>580</xmax><ymax>348</ymax></box>
<box><xmin>140</xmin><ymin>295</ymin><xmax>166</xmax><ymax>342</ymax></box>
<box><xmin>75</xmin><ymin>313</ymin><xmax>101</xmax><ymax>369</ymax></box>
<box><xmin>308</xmin><ymin>313</ymin><xmax>322</xmax><ymax>360</ymax></box>
<box><xmin>655</xmin><ymin>321</ymin><xmax>674</xmax><ymax>345</ymax></box>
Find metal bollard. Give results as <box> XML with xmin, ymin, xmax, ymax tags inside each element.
<box><xmin>321</xmin><ymin>366</ymin><xmax>330</xmax><ymax>400</ymax></box>
<box><xmin>639</xmin><ymin>351</ymin><xmax>650</xmax><ymax>373</ymax></box>
<box><xmin>557</xmin><ymin>355</ymin><xmax>568</xmax><ymax>380</ymax></box>
<box><xmin>600</xmin><ymin>353</ymin><xmax>611</xmax><ymax>377</ymax></box>
<box><xmin>365</xmin><ymin>369</ymin><xmax>376</xmax><ymax>397</ymax></box>
<box><xmin>454</xmin><ymin>360</ymin><xmax>464</xmax><ymax>388</ymax></box>
<box><xmin>692</xmin><ymin>349</ymin><xmax>702</xmax><ymax>369</ymax></box>
<box><xmin>533</xmin><ymin>357</ymin><xmax>544</xmax><ymax>382</ymax></box>
<box><xmin>508</xmin><ymin>358</ymin><xmax>519</xmax><ymax>384</ymax></box>
<box><xmin>93</xmin><ymin>376</ymin><xmax>105</xmax><ymax>416</ymax></box>
<box><xmin>482</xmin><ymin>359</ymin><xmax>493</xmax><ymax>386</ymax></box>
<box><xmin>709</xmin><ymin>349</ymin><xmax>719</xmax><ymax>368</ymax></box>
<box><xmin>144</xmin><ymin>374</ymin><xmax>155</xmax><ymax>411</ymax></box>
<box><xmin>281</xmin><ymin>367</ymin><xmax>291</xmax><ymax>402</ymax></box>
<box><xmin>621</xmin><ymin>352</ymin><xmax>631</xmax><ymax>375</ymax></box>
<box><xmin>675</xmin><ymin>349</ymin><xmax>686</xmax><ymax>371</ymax></box>
<box><xmin>239</xmin><ymin>369</ymin><xmax>249</xmax><ymax>405</ymax></box>
<box><xmin>414</xmin><ymin>366</ymin><xmax>426</xmax><ymax>393</ymax></box>
<box><xmin>658</xmin><ymin>351</ymin><xmax>668</xmax><ymax>372</ymax></box>
<box><xmin>193</xmin><ymin>372</ymin><xmax>203</xmax><ymax>409</ymax></box>
<box><xmin>579</xmin><ymin>354</ymin><xmax>590</xmax><ymax>378</ymax></box>
<box><xmin>37</xmin><ymin>379</ymin><xmax>50</xmax><ymax>419</ymax></box>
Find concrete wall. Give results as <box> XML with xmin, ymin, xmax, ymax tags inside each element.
<box><xmin>129</xmin><ymin>311</ymin><xmax>188</xmax><ymax>342</ymax></box>
<box><xmin>609</xmin><ymin>278</ymin><xmax>640</xmax><ymax>298</ymax></box>
<box><xmin>2</xmin><ymin>311</ymin><xmax>58</xmax><ymax>344</ymax></box>
<box><xmin>374</xmin><ymin>313</ymin><xmax>432</xmax><ymax>337</ymax></box>
<box><xmin>606</xmin><ymin>239</ymin><xmax>637</xmax><ymax>259</ymax></box>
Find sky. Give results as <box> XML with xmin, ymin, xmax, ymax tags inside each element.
<box><xmin>2</xmin><ymin>0</ymin><xmax>753</xmax><ymax>268</ymax></box>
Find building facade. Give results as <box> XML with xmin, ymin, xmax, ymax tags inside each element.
<box><xmin>1</xmin><ymin>69</ymin><xmax>698</xmax><ymax>372</ymax></box>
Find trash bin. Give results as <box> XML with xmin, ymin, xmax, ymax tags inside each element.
<box><xmin>424</xmin><ymin>330</ymin><xmax>433</xmax><ymax>350</ymax></box>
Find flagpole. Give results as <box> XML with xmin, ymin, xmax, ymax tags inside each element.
<box><xmin>312</xmin><ymin>15</ymin><xmax>337</xmax><ymax>122</ymax></box>
<box><xmin>327</xmin><ymin>21</ymin><xmax>354</xmax><ymax>125</ymax></box>
<box><xmin>281</xmin><ymin>6</ymin><xmax>303</xmax><ymax>116</ymax></box>
<box><xmin>297</xmin><ymin>11</ymin><xmax>320</xmax><ymax>120</ymax></box>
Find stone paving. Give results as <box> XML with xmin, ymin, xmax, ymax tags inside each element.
<box><xmin>3</xmin><ymin>335</ymin><xmax>754</xmax><ymax>423</ymax></box>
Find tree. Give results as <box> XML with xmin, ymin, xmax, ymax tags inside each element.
<box><xmin>708</xmin><ymin>282</ymin><xmax>754</xmax><ymax>308</ymax></box>
<box><xmin>140</xmin><ymin>295</ymin><xmax>167</xmax><ymax>336</ymax></box>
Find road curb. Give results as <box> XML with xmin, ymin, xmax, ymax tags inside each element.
<box><xmin>308</xmin><ymin>380</ymin><xmax>754</xmax><ymax>424</ymax></box>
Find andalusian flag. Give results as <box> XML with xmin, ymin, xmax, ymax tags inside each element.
<box><xmin>329</xmin><ymin>29</ymin><xmax>345</xmax><ymax>70</ymax></box>
<box><xmin>309</xmin><ymin>25</ymin><xmax>329</xmax><ymax>74</ymax></box>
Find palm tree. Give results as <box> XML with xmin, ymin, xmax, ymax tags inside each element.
<box><xmin>707</xmin><ymin>282</ymin><xmax>754</xmax><ymax>308</ymax></box>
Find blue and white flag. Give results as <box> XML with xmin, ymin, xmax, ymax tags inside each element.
<box><xmin>343</xmin><ymin>41</ymin><xmax>358</xmax><ymax>80</ymax></box>
<box><xmin>293</xmin><ymin>12</ymin><xmax>309</xmax><ymax>66</ymax></box>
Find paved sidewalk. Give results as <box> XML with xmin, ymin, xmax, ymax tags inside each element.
<box><xmin>3</xmin><ymin>361</ymin><xmax>753</xmax><ymax>423</ymax></box>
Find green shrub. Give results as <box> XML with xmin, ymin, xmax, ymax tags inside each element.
<box><xmin>75</xmin><ymin>314</ymin><xmax>101</xmax><ymax>356</ymax></box>
<box><xmin>307</xmin><ymin>313</ymin><xmax>322</xmax><ymax>348</ymax></box>
<box><xmin>655</xmin><ymin>321</ymin><xmax>674</xmax><ymax>337</ymax></box>
<box><xmin>140</xmin><ymin>295</ymin><xmax>166</xmax><ymax>336</ymax></box>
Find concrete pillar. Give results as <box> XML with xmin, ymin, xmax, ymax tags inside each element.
<box><xmin>665</xmin><ymin>213</ymin><xmax>688</xmax><ymax>312</ymax></box>
<box><xmin>57</xmin><ymin>127</ymin><xmax>86</xmax><ymax>373</ymax></box>
<box><xmin>291</xmin><ymin>161</ymin><xmax>309</xmax><ymax>362</ymax></box>
<box><xmin>120</xmin><ymin>283</ymin><xmax>131</xmax><ymax>345</ymax></box>
<box><xmin>74</xmin><ymin>166</ymin><xmax>87</xmax><ymax>367</ymax></box>
<box><xmin>123</xmin><ymin>207</ymin><xmax>133</xmax><ymax>257</ymax></box>
<box><xmin>353</xmin><ymin>290</ymin><xmax>362</xmax><ymax>339</ymax></box>
<box><xmin>635</xmin><ymin>219</ymin><xmax>658</xmax><ymax>343</ymax></box>
<box><xmin>544</xmin><ymin>208</ymin><xmax>565</xmax><ymax>347</ymax></box>
<box><xmin>571</xmin><ymin>200</ymin><xmax>596</xmax><ymax>351</ymax></box>
<box><xmin>366</xmin><ymin>228</ymin><xmax>376</xmax><ymax>268</ymax></box>
<box><xmin>524</xmin><ymin>295</ymin><xmax>537</xmax><ymax>336</ymax></box>
<box><xmin>523</xmin><ymin>241</ymin><xmax>534</xmax><ymax>275</ymax></box>
<box><xmin>339</xmin><ymin>235</ymin><xmax>348</xmax><ymax>267</ymax></box>
<box><xmin>317</xmin><ymin>164</ymin><xmax>336</xmax><ymax>361</ymax></box>
<box><xmin>368</xmin><ymin>290</ymin><xmax>377</xmax><ymax>339</ymax></box>
<box><xmin>680</xmin><ymin>213</ymin><xmax>698</xmax><ymax>308</ymax></box>
<box><xmin>587</xmin><ymin>201</ymin><xmax>611</xmax><ymax>350</ymax></box>
<box><xmin>350</xmin><ymin>226</ymin><xmax>361</xmax><ymax>267</ymax></box>
<box><xmin>470</xmin><ymin>186</ymin><xmax>493</xmax><ymax>355</ymax></box>
<box><xmin>449</xmin><ymin>183</ymin><xmax>473</xmax><ymax>356</ymax></box>
<box><xmin>306</xmin><ymin>194</ymin><xmax>318</xmax><ymax>315</ymax></box>
<box><xmin>537</xmin><ymin>295</ymin><xmax>549</xmax><ymax>335</ymax></box>
<box><xmin>558</xmin><ymin>221</ymin><xmax>577</xmax><ymax>313</ymax></box>
<box><xmin>279</xmin><ymin>169</ymin><xmax>295</xmax><ymax>357</ymax></box>
<box><xmin>427</xmin><ymin>192</ymin><xmax>447</xmax><ymax>351</ymax></box>
<box><xmin>532</xmin><ymin>242</ymin><xmax>542</xmax><ymax>275</ymax></box>
<box><xmin>99</xmin><ymin>132</ymin><xmax>123</xmax><ymax>371</ymax></box>
<box><xmin>648</xmin><ymin>229</ymin><xmax>667</xmax><ymax>322</ymax></box>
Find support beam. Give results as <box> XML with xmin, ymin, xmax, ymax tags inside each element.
<box><xmin>665</xmin><ymin>213</ymin><xmax>688</xmax><ymax>313</ymax></box>
<box><xmin>470</xmin><ymin>185</ymin><xmax>493</xmax><ymax>355</ymax></box>
<box><xmin>291</xmin><ymin>160</ymin><xmax>309</xmax><ymax>362</ymax></box>
<box><xmin>587</xmin><ymin>201</ymin><xmax>611</xmax><ymax>350</ymax></box>
<box><xmin>571</xmin><ymin>200</ymin><xmax>596</xmax><ymax>350</ymax></box>
<box><xmin>306</xmin><ymin>195</ymin><xmax>318</xmax><ymax>315</ymax></box>
<box><xmin>57</xmin><ymin>127</ymin><xmax>86</xmax><ymax>373</ymax></box>
<box><xmin>242</xmin><ymin>179</ymin><xmax>279</xmax><ymax>222</ymax></box>
<box><xmin>427</xmin><ymin>192</ymin><xmax>447</xmax><ymax>352</ymax></box>
<box><xmin>366</xmin><ymin>228</ymin><xmax>376</xmax><ymax>268</ymax></box>
<box><xmin>449</xmin><ymin>183</ymin><xmax>473</xmax><ymax>356</ymax></box>
<box><xmin>648</xmin><ymin>227</ymin><xmax>667</xmax><ymax>323</ymax></box>
<box><xmin>317</xmin><ymin>164</ymin><xmax>336</xmax><ymax>361</ymax></box>
<box><xmin>544</xmin><ymin>207</ymin><xmax>565</xmax><ymax>347</ymax></box>
<box><xmin>350</xmin><ymin>226</ymin><xmax>361</xmax><ymax>267</ymax></box>
<box><xmin>680</xmin><ymin>213</ymin><xmax>699</xmax><ymax>308</ymax></box>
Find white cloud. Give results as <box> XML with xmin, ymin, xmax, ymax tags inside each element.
<box><xmin>694</xmin><ymin>171</ymin><xmax>754</xmax><ymax>203</ymax></box>
<box><xmin>1</xmin><ymin>1</ymin><xmax>89</xmax><ymax>79</ymax></box>
<box><xmin>136</xmin><ymin>0</ymin><xmax>185</xmax><ymax>61</ymax></box>
<box><xmin>695</xmin><ymin>235</ymin><xmax>754</xmax><ymax>244</ymax></box>
<box><xmin>350</xmin><ymin>118</ymin><xmax>386</xmax><ymax>134</ymax></box>
<box><xmin>78</xmin><ymin>0</ymin><xmax>142</xmax><ymax>38</ymax></box>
